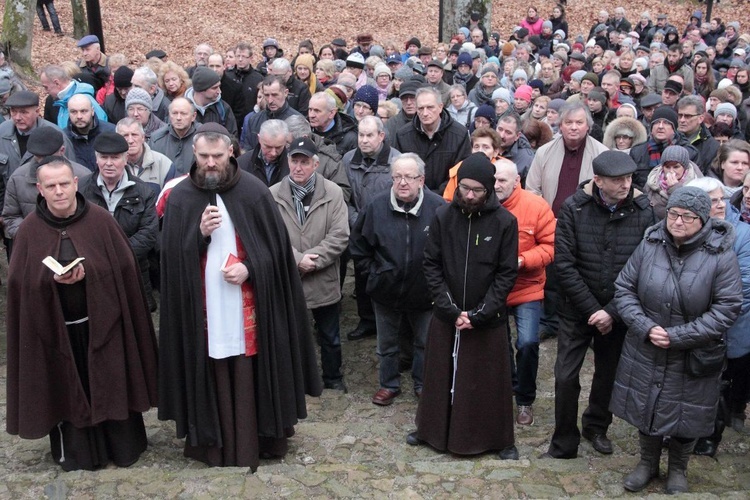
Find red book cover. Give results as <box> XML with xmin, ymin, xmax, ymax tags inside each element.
<box><xmin>221</xmin><ymin>252</ymin><xmax>241</xmax><ymax>271</ymax></box>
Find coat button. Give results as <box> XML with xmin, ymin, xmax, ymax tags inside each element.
<box><xmin>656</xmin><ymin>382</ymin><xmax>662</xmax><ymax>388</ymax></box>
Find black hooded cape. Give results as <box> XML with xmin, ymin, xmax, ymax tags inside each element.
<box><xmin>158</xmin><ymin>159</ymin><xmax>323</xmax><ymax>447</ymax></box>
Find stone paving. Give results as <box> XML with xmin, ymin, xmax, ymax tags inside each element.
<box><xmin>1</xmin><ymin>273</ymin><xmax>750</xmax><ymax>499</ymax></box>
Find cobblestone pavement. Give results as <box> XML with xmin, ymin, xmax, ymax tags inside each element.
<box><xmin>1</xmin><ymin>273</ymin><xmax>749</xmax><ymax>499</ymax></box>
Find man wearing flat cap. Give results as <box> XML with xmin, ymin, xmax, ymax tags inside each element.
<box><xmin>158</xmin><ymin>123</ymin><xmax>322</xmax><ymax>470</ymax></box>
<box><xmin>425</xmin><ymin>60</ymin><xmax>451</xmax><ymax>105</ymax></box>
<box><xmin>76</xmin><ymin>34</ymin><xmax>109</xmax><ymax>92</ymax></box>
<box><xmin>185</xmin><ymin>67</ymin><xmax>239</xmax><ymax>138</ymax></box>
<box><xmin>78</xmin><ymin>132</ymin><xmax>158</xmax><ymax>310</ymax></box>
<box><xmin>543</xmin><ymin>150</ymin><xmax>655</xmax><ymax>459</ymax></box>
<box><xmin>2</xmin><ymin>126</ymin><xmax>88</xmax><ymax>247</ymax></box>
<box><xmin>406</xmin><ymin>152</ymin><xmax>520</xmax><ymax>461</ymax></box>
<box><xmin>270</xmin><ymin>136</ymin><xmax>349</xmax><ymax>392</ymax></box>
<box><xmin>0</xmin><ymin>90</ymin><xmax>75</xmax><ymax>213</ymax></box>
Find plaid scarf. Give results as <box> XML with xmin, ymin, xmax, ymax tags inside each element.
<box><xmin>289</xmin><ymin>174</ymin><xmax>316</xmax><ymax>225</ymax></box>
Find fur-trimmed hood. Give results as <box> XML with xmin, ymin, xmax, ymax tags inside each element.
<box><xmin>603</xmin><ymin>116</ymin><xmax>648</xmax><ymax>150</ymax></box>
<box><xmin>644</xmin><ymin>217</ymin><xmax>736</xmax><ymax>255</ymax></box>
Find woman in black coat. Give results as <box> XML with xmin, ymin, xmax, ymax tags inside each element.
<box><xmin>611</xmin><ymin>187</ymin><xmax>742</xmax><ymax>494</ymax></box>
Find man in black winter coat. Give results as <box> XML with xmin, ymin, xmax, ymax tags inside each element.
<box><xmin>394</xmin><ymin>87</ymin><xmax>471</xmax><ymax>193</ymax></box>
<box><xmin>544</xmin><ymin>151</ymin><xmax>655</xmax><ymax>460</ymax></box>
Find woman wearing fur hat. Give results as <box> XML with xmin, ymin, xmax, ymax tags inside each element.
<box><xmin>603</xmin><ymin>116</ymin><xmax>648</xmax><ymax>153</ymax></box>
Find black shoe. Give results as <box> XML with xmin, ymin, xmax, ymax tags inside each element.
<box><xmin>324</xmin><ymin>379</ymin><xmax>348</xmax><ymax>393</ymax></box>
<box><xmin>346</xmin><ymin>324</ymin><xmax>376</xmax><ymax>341</ymax></box>
<box><xmin>498</xmin><ymin>445</ymin><xmax>519</xmax><ymax>460</ymax></box>
<box><xmin>42</xmin><ymin>27</ymin><xmax>51</xmax><ymax>32</ymax></box>
<box><xmin>582</xmin><ymin>430</ymin><xmax>613</xmax><ymax>454</ymax></box>
<box><xmin>406</xmin><ymin>431</ymin><xmax>422</xmax><ymax>446</ymax></box>
<box><xmin>539</xmin><ymin>329</ymin><xmax>557</xmax><ymax>342</ymax></box>
<box><xmin>693</xmin><ymin>437</ymin><xmax>717</xmax><ymax>457</ymax></box>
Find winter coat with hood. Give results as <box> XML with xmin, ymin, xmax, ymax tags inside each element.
<box><xmin>555</xmin><ymin>179</ymin><xmax>655</xmax><ymax>322</ymax></box>
<box><xmin>610</xmin><ymin>218</ymin><xmax>742</xmax><ymax>438</ymax></box>
<box><xmin>393</xmin><ymin>108</ymin><xmax>472</xmax><ymax>193</ymax></box>
<box><xmin>603</xmin><ymin>116</ymin><xmax>648</xmax><ymax>152</ymax></box>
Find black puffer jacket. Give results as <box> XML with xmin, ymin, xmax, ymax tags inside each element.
<box><xmin>394</xmin><ymin>109</ymin><xmax>471</xmax><ymax>193</ymax></box>
<box><xmin>611</xmin><ymin>219</ymin><xmax>742</xmax><ymax>438</ymax></box>
<box><xmin>349</xmin><ymin>188</ymin><xmax>446</xmax><ymax>310</ymax></box>
<box><xmin>555</xmin><ymin>180</ymin><xmax>655</xmax><ymax>322</ymax></box>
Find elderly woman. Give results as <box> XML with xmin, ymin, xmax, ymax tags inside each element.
<box><xmin>447</xmin><ymin>84</ymin><xmax>477</xmax><ymax>128</ymax></box>
<box><xmin>602</xmin><ymin>116</ymin><xmax>647</xmax><ymax>153</ymax></box>
<box><xmin>686</xmin><ymin>177</ymin><xmax>750</xmax><ymax>457</ymax></box>
<box><xmin>469</xmin><ymin>67</ymin><xmax>502</xmax><ymax>106</ymax></box>
<box><xmin>611</xmin><ymin>186</ymin><xmax>742</xmax><ymax>494</ymax></box>
<box><xmin>644</xmin><ymin>145</ymin><xmax>704</xmax><ymax>219</ymax></box>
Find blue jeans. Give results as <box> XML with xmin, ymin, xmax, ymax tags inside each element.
<box><xmin>311</xmin><ymin>303</ymin><xmax>343</xmax><ymax>385</ymax></box>
<box><xmin>36</xmin><ymin>1</ymin><xmax>62</xmax><ymax>32</ymax></box>
<box><xmin>509</xmin><ymin>300</ymin><xmax>542</xmax><ymax>406</ymax></box>
<box><xmin>372</xmin><ymin>301</ymin><xmax>431</xmax><ymax>391</ymax></box>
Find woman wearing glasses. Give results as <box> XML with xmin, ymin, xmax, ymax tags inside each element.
<box><xmin>611</xmin><ymin>186</ymin><xmax>742</xmax><ymax>494</ymax></box>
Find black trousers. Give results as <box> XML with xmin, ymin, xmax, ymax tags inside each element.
<box><xmin>548</xmin><ymin>314</ymin><xmax>626</xmax><ymax>458</ymax></box>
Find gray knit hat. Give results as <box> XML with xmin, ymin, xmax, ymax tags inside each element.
<box><xmin>715</xmin><ymin>102</ymin><xmax>737</xmax><ymax>119</ymax></box>
<box><xmin>125</xmin><ymin>87</ymin><xmax>153</xmax><ymax>111</ymax></box>
<box><xmin>660</xmin><ymin>145</ymin><xmax>690</xmax><ymax>167</ymax></box>
<box><xmin>666</xmin><ymin>186</ymin><xmax>711</xmax><ymax>224</ymax></box>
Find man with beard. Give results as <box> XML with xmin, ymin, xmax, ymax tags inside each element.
<box><xmin>406</xmin><ymin>152</ymin><xmax>519</xmax><ymax>460</ymax></box>
<box><xmin>542</xmin><ymin>151</ymin><xmax>654</xmax><ymax>459</ymax></box>
<box><xmin>158</xmin><ymin>123</ymin><xmax>322</xmax><ymax>470</ymax></box>
<box><xmin>648</xmin><ymin>45</ymin><xmax>695</xmax><ymax>95</ymax></box>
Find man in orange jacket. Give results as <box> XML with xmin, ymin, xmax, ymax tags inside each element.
<box><xmin>493</xmin><ymin>158</ymin><xmax>556</xmax><ymax>426</ymax></box>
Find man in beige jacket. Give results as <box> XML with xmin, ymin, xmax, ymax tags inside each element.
<box><xmin>270</xmin><ymin>137</ymin><xmax>350</xmax><ymax>392</ymax></box>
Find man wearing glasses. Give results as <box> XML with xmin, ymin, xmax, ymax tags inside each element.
<box><xmin>676</xmin><ymin>95</ymin><xmax>719</xmax><ymax>175</ymax></box>
<box><xmin>405</xmin><ymin>152</ymin><xmax>520</xmax><ymax>460</ymax></box>
<box><xmin>349</xmin><ymin>153</ymin><xmax>445</xmax><ymax>405</ymax></box>
<box><xmin>543</xmin><ymin>151</ymin><xmax>655</xmax><ymax>459</ymax></box>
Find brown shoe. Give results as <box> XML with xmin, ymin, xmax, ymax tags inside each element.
<box><xmin>516</xmin><ymin>405</ymin><xmax>534</xmax><ymax>425</ymax></box>
<box><xmin>372</xmin><ymin>388</ymin><xmax>401</xmax><ymax>406</ymax></box>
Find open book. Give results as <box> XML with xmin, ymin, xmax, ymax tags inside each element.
<box><xmin>43</xmin><ymin>256</ymin><xmax>85</xmax><ymax>276</ymax></box>
<box><xmin>221</xmin><ymin>252</ymin><xmax>241</xmax><ymax>271</ymax></box>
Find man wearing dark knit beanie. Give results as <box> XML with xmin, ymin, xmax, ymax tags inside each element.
<box><xmin>103</xmin><ymin>66</ymin><xmax>134</xmax><ymax>123</ymax></box>
<box><xmin>406</xmin><ymin>150</ymin><xmax>521</xmax><ymax>461</ymax></box>
<box><xmin>185</xmin><ymin>67</ymin><xmax>239</xmax><ymax>137</ymax></box>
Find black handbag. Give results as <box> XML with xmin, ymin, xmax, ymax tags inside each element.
<box><xmin>667</xmin><ymin>252</ymin><xmax>727</xmax><ymax>378</ymax></box>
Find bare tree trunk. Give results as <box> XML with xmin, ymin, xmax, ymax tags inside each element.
<box><xmin>71</xmin><ymin>0</ymin><xmax>87</xmax><ymax>39</ymax></box>
<box><xmin>1</xmin><ymin>0</ymin><xmax>34</xmax><ymax>70</ymax></box>
<box><xmin>440</xmin><ymin>0</ymin><xmax>492</xmax><ymax>42</ymax></box>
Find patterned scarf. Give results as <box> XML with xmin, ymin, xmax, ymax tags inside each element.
<box><xmin>646</xmin><ymin>138</ymin><xmax>668</xmax><ymax>169</ymax></box>
<box><xmin>289</xmin><ymin>174</ymin><xmax>316</xmax><ymax>225</ymax></box>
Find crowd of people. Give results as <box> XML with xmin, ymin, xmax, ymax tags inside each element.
<box><xmin>2</xmin><ymin>4</ymin><xmax>750</xmax><ymax>495</ymax></box>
